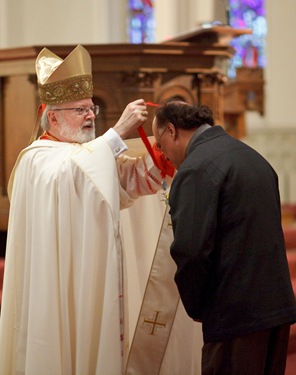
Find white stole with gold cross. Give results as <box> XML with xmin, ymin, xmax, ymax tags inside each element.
<box><xmin>125</xmin><ymin>204</ymin><xmax>185</xmax><ymax>374</ymax></box>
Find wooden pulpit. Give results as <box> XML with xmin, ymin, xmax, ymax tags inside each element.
<box><xmin>0</xmin><ymin>26</ymin><xmax>251</xmax><ymax>234</ymax></box>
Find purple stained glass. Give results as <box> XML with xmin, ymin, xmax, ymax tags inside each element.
<box><xmin>229</xmin><ymin>0</ymin><xmax>267</xmax><ymax>78</ymax></box>
<box><xmin>129</xmin><ymin>0</ymin><xmax>155</xmax><ymax>44</ymax></box>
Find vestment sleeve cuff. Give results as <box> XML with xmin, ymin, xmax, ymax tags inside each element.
<box><xmin>102</xmin><ymin>128</ymin><xmax>128</xmax><ymax>158</ymax></box>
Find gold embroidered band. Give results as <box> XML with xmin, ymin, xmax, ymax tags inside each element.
<box><xmin>38</xmin><ymin>74</ymin><xmax>93</xmax><ymax>105</ymax></box>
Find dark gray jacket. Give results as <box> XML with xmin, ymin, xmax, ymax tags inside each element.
<box><xmin>169</xmin><ymin>126</ymin><xmax>296</xmax><ymax>343</ymax></box>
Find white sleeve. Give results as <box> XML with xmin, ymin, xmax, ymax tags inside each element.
<box><xmin>117</xmin><ymin>153</ymin><xmax>173</xmax><ymax>209</ymax></box>
<box><xmin>102</xmin><ymin>128</ymin><xmax>128</xmax><ymax>158</ymax></box>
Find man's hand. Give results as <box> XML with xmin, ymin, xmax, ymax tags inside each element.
<box><xmin>113</xmin><ymin>99</ymin><xmax>148</xmax><ymax>139</ymax></box>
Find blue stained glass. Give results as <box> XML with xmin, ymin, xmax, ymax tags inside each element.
<box><xmin>130</xmin><ymin>0</ymin><xmax>144</xmax><ymax>11</ymax></box>
<box><xmin>129</xmin><ymin>0</ymin><xmax>155</xmax><ymax>44</ymax></box>
<box><xmin>228</xmin><ymin>0</ymin><xmax>267</xmax><ymax>78</ymax></box>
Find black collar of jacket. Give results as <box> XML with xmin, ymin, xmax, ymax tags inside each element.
<box><xmin>186</xmin><ymin>125</ymin><xmax>226</xmax><ymax>156</ymax></box>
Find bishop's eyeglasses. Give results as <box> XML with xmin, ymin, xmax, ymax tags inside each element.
<box><xmin>52</xmin><ymin>105</ymin><xmax>100</xmax><ymax>116</ymax></box>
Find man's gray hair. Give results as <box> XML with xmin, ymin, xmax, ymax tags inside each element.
<box><xmin>40</xmin><ymin>105</ymin><xmax>54</xmax><ymax>131</ymax></box>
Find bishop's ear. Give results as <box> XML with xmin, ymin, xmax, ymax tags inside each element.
<box><xmin>47</xmin><ymin>110</ymin><xmax>59</xmax><ymax>128</ymax></box>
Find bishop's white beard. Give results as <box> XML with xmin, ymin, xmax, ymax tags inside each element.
<box><xmin>59</xmin><ymin>119</ymin><xmax>96</xmax><ymax>144</ymax></box>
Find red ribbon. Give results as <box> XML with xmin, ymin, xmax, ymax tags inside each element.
<box><xmin>145</xmin><ymin>101</ymin><xmax>159</xmax><ymax>107</ymax></box>
<box><xmin>138</xmin><ymin>100</ymin><xmax>166</xmax><ymax>179</ymax></box>
<box><xmin>137</xmin><ymin>126</ymin><xmax>166</xmax><ymax>179</ymax></box>
<box><xmin>138</xmin><ymin>102</ymin><xmax>166</xmax><ymax>178</ymax></box>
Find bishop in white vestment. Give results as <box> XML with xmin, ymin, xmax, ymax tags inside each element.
<box><xmin>0</xmin><ymin>45</ymin><xmax>175</xmax><ymax>375</ymax></box>
<box><xmin>0</xmin><ymin>44</ymin><xmax>203</xmax><ymax>375</ymax></box>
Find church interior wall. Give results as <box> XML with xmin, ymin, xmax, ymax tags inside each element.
<box><xmin>241</xmin><ymin>0</ymin><xmax>296</xmax><ymax>204</ymax></box>
<box><xmin>161</xmin><ymin>0</ymin><xmax>296</xmax><ymax>204</ymax></box>
<box><xmin>0</xmin><ymin>0</ymin><xmax>295</xmax><ymax>203</ymax></box>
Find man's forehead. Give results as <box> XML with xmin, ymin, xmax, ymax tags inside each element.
<box><xmin>57</xmin><ymin>98</ymin><xmax>93</xmax><ymax>107</ymax></box>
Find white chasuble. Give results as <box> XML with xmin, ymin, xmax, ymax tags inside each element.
<box><xmin>0</xmin><ymin>136</ymin><xmax>169</xmax><ymax>375</ymax></box>
<box><xmin>0</xmin><ymin>136</ymin><xmax>203</xmax><ymax>375</ymax></box>
<box><xmin>0</xmin><ymin>138</ymin><xmax>125</xmax><ymax>375</ymax></box>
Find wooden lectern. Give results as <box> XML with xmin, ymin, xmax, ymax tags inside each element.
<box><xmin>0</xmin><ymin>26</ymin><xmax>251</xmax><ymax>235</ymax></box>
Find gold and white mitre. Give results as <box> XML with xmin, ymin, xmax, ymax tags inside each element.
<box><xmin>36</xmin><ymin>44</ymin><xmax>93</xmax><ymax>105</ymax></box>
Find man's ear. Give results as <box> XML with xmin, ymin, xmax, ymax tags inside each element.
<box><xmin>167</xmin><ymin>123</ymin><xmax>177</xmax><ymax>140</ymax></box>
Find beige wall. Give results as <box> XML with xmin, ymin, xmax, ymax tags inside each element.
<box><xmin>0</xmin><ymin>0</ymin><xmax>216</xmax><ymax>47</ymax></box>
<box><xmin>245</xmin><ymin>0</ymin><xmax>296</xmax><ymax>131</ymax></box>
<box><xmin>0</xmin><ymin>0</ymin><xmax>129</xmax><ymax>47</ymax></box>
<box><xmin>155</xmin><ymin>0</ymin><xmax>214</xmax><ymax>42</ymax></box>
<box><xmin>243</xmin><ymin>128</ymin><xmax>296</xmax><ymax>204</ymax></box>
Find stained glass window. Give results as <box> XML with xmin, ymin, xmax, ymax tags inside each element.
<box><xmin>129</xmin><ymin>0</ymin><xmax>155</xmax><ymax>44</ymax></box>
<box><xmin>228</xmin><ymin>0</ymin><xmax>267</xmax><ymax>78</ymax></box>
<box><xmin>128</xmin><ymin>1</ymin><xmax>266</xmax><ymax>76</ymax></box>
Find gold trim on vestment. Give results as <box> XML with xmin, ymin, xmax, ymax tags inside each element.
<box><xmin>125</xmin><ymin>204</ymin><xmax>180</xmax><ymax>375</ymax></box>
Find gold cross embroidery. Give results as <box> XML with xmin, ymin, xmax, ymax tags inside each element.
<box><xmin>143</xmin><ymin>311</ymin><xmax>166</xmax><ymax>335</ymax></box>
